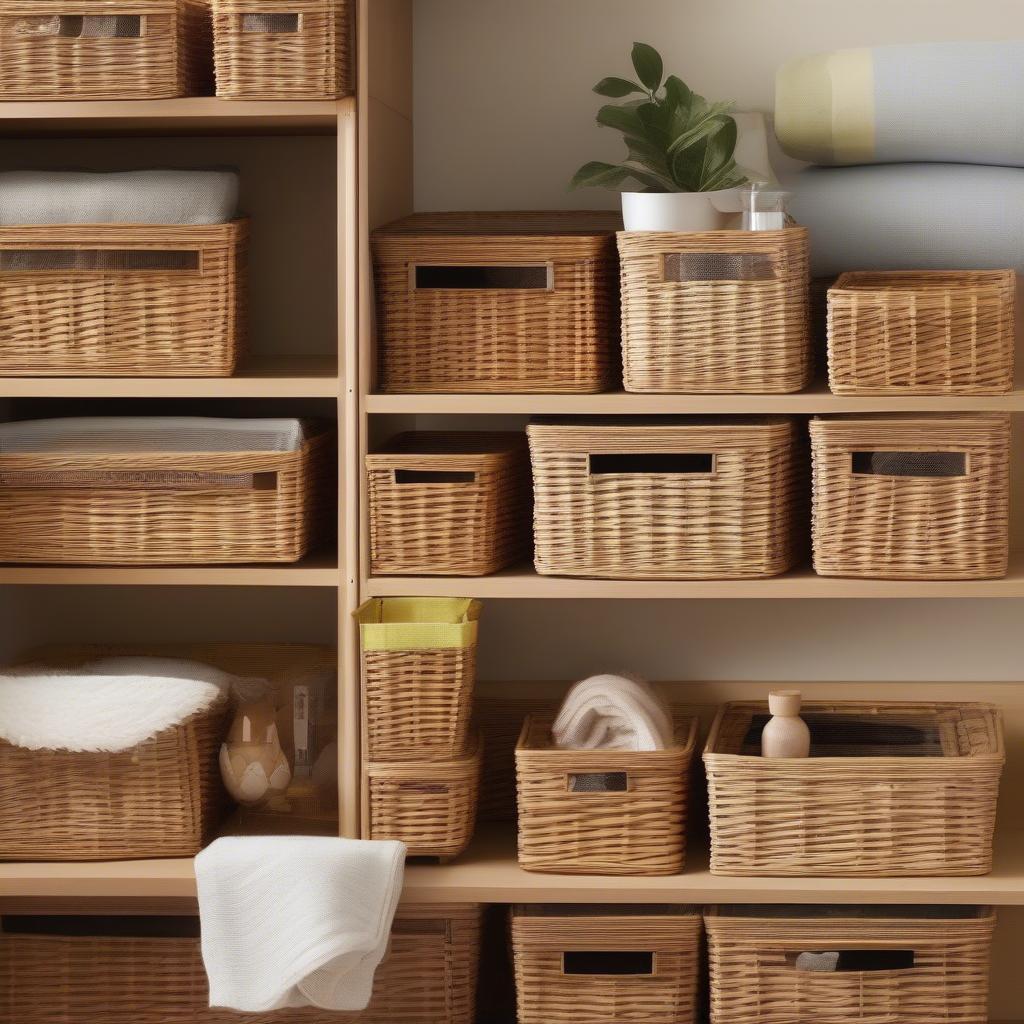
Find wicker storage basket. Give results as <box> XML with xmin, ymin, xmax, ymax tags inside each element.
<box><xmin>528</xmin><ymin>418</ymin><xmax>805</xmax><ymax>579</ymax></box>
<box><xmin>356</xmin><ymin>597</ymin><xmax>480</xmax><ymax>761</ymax></box>
<box><xmin>515</xmin><ymin>714</ymin><xmax>697</xmax><ymax>876</ymax></box>
<box><xmin>705</xmin><ymin>905</ymin><xmax>996</xmax><ymax>1024</ymax></box>
<box><xmin>366</xmin><ymin>734</ymin><xmax>482</xmax><ymax>861</ymax></box>
<box><xmin>618</xmin><ymin>228</ymin><xmax>811</xmax><ymax>393</ymax></box>
<box><xmin>372</xmin><ymin>212</ymin><xmax>620</xmax><ymax>394</ymax></box>
<box><xmin>810</xmin><ymin>414</ymin><xmax>1010</xmax><ymax>580</ymax></box>
<box><xmin>367</xmin><ymin>432</ymin><xmax>531</xmax><ymax>576</ymax></box>
<box><xmin>0</xmin><ymin>905</ymin><xmax>482</xmax><ymax>1023</ymax></box>
<box><xmin>827</xmin><ymin>270</ymin><xmax>1015</xmax><ymax>395</ymax></box>
<box><xmin>211</xmin><ymin>0</ymin><xmax>353</xmax><ymax>100</ymax></box>
<box><xmin>703</xmin><ymin>700</ymin><xmax>1005</xmax><ymax>877</ymax></box>
<box><xmin>0</xmin><ymin>0</ymin><xmax>211</xmax><ymax>101</ymax></box>
<box><xmin>511</xmin><ymin>905</ymin><xmax>702</xmax><ymax>1024</ymax></box>
<box><xmin>0</xmin><ymin>221</ymin><xmax>246</xmax><ymax>378</ymax></box>
<box><xmin>0</xmin><ymin>420</ymin><xmax>333</xmax><ymax>565</ymax></box>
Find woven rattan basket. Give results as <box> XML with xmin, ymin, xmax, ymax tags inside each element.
<box><xmin>827</xmin><ymin>270</ymin><xmax>1015</xmax><ymax>395</ymax></box>
<box><xmin>367</xmin><ymin>432</ymin><xmax>531</xmax><ymax>576</ymax></box>
<box><xmin>705</xmin><ymin>905</ymin><xmax>996</xmax><ymax>1024</ymax></box>
<box><xmin>0</xmin><ymin>905</ymin><xmax>481</xmax><ymax>1023</ymax></box>
<box><xmin>704</xmin><ymin>700</ymin><xmax>1005</xmax><ymax>877</ymax></box>
<box><xmin>211</xmin><ymin>0</ymin><xmax>353</xmax><ymax>100</ymax></box>
<box><xmin>366</xmin><ymin>734</ymin><xmax>482</xmax><ymax>861</ymax></box>
<box><xmin>372</xmin><ymin>212</ymin><xmax>620</xmax><ymax>393</ymax></box>
<box><xmin>511</xmin><ymin>905</ymin><xmax>702</xmax><ymax>1024</ymax></box>
<box><xmin>0</xmin><ymin>221</ymin><xmax>246</xmax><ymax>377</ymax></box>
<box><xmin>618</xmin><ymin>228</ymin><xmax>811</xmax><ymax>393</ymax></box>
<box><xmin>0</xmin><ymin>0</ymin><xmax>211</xmax><ymax>100</ymax></box>
<box><xmin>810</xmin><ymin>414</ymin><xmax>1010</xmax><ymax>580</ymax></box>
<box><xmin>515</xmin><ymin>714</ymin><xmax>697</xmax><ymax>876</ymax></box>
<box><xmin>529</xmin><ymin>418</ymin><xmax>805</xmax><ymax>579</ymax></box>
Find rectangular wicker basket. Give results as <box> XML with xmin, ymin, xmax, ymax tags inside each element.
<box><xmin>511</xmin><ymin>905</ymin><xmax>702</xmax><ymax>1024</ymax></box>
<box><xmin>0</xmin><ymin>905</ymin><xmax>482</xmax><ymax>1023</ymax></box>
<box><xmin>211</xmin><ymin>0</ymin><xmax>353</xmax><ymax>100</ymax></box>
<box><xmin>515</xmin><ymin>714</ymin><xmax>697</xmax><ymax>876</ymax></box>
<box><xmin>372</xmin><ymin>212</ymin><xmax>620</xmax><ymax>394</ymax></box>
<box><xmin>0</xmin><ymin>0</ymin><xmax>211</xmax><ymax>100</ymax></box>
<box><xmin>703</xmin><ymin>700</ymin><xmax>1005</xmax><ymax>877</ymax></box>
<box><xmin>0</xmin><ymin>221</ymin><xmax>246</xmax><ymax>378</ymax></box>
<box><xmin>356</xmin><ymin>597</ymin><xmax>480</xmax><ymax>761</ymax></box>
<box><xmin>810</xmin><ymin>414</ymin><xmax>1011</xmax><ymax>580</ymax></box>
<box><xmin>528</xmin><ymin>418</ymin><xmax>805</xmax><ymax>579</ymax></box>
<box><xmin>618</xmin><ymin>228</ymin><xmax>811</xmax><ymax>393</ymax></box>
<box><xmin>0</xmin><ymin>423</ymin><xmax>333</xmax><ymax>565</ymax></box>
<box><xmin>827</xmin><ymin>270</ymin><xmax>1015</xmax><ymax>395</ymax></box>
<box><xmin>705</xmin><ymin>905</ymin><xmax>996</xmax><ymax>1024</ymax></box>
<box><xmin>367</xmin><ymin>432</ymin><xmax>531</xmax><ymax>576</ymax></box>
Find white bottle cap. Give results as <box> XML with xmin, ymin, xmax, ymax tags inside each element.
<box><xmin>768</xmin><ymin>689</ymin><xmax>802</xmax><ymax>716</ymax></box>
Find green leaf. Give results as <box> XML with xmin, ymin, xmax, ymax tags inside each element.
<box><xmin>593</xmin><ymin>77</ymin><xmax>644</xmax><ymax>98</ymax></box>
<box><xmin>662</xmin><ymin>75</ymin><xmax>693</xmax><ymax>120</ymax></box>
<box><xmin>665</xmin><ymin>100</ymin><xmax>735</xmax><ymax>157</ymax></box>
<box><xmin>631</xmin><ymin>42</ymin><xmax>663</xmax><ymax>93</ymax></box>
<box><xmin>595</xmin><ymin>103</ymin><xmax>646</xmax><ymax>137</ymax></box>
<box><xmin>570</xmin><ymin>161</ymin><xmax>632</xmax><ymax>189</ymax></box>
<box><xmin>636</xmin><ymin>101</ymin><xmax>673</xmax><ymax>148</ymax></box>
<box><xmin>700</xmin><ymin>116</ymin><xmax>738</xmax><ymax>182</ymax></box>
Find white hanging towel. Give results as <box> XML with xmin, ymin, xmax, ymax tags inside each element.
<box><xmin>552</xmin><ymin>673</ymin><xmax>674</xmax><ymax>752</ymax></box>
<box><xmin>195</xmin><ymin>835</ymin><xmax>406</xmax><ymax>1013</ymax></box>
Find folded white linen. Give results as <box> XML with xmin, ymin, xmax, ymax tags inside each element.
<box><xmin>195</xmin><ymin>836</ymin><xmax>406</xmax><ymax>1013</ymax></box>
<box><xmin>84</xmin><ymin>655</ymin><xmax>265</xmax><ymax>702</ymax></box>
<box><xmin>552</xmin><ymin>673</ymin><xmax>674</xmax><ymax>752</ymax></box>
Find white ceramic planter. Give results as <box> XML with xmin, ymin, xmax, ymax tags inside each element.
<box><xmin>621</xmin><ymin>187</ymin><xmax>741</xmax><ymax>232</ymax></box>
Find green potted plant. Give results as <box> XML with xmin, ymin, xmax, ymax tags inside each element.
<box><xmin>572</xmin><ymin>42</ymin><xmax>749</xmax><ymax>231</ymax></box>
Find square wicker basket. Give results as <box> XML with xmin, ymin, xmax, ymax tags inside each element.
<box><xmin>0</xmin><ymin>0</ymin><xmax>211</xmax><ymax>100</ymax></box>
<box><xmin>617</xmin><ymin>227</ymin><xmax>811</xmax><ymax>393</ymax></box>
<box><xmin>528</xmin><ymin>417</ymin><xmax>806</xmax><ymax>579</ymax></box>
<box><xmin>367</xmin><ymin>432</ymin><xmax>531</xmax><ymax>576</ymax></box>
<box><xmin>810</xmin><ymin>414</ymin><xmax>1011</xmax><ymax>580</ymax></box>
<box><xmin>705</xmin><ymin>905</ymin><xmax>996</xmax><ymax>1024</ymax></box>
<box><xmin>827</xmin><ymin>270</ymin><xmax>1015</xmax><ymax>395</ymax></box>
<box><xmin>211</xmin><ymin>0</ymin><xmax>353</xmax><ymax>100</ymax></box>
<box><xmin>703</xmin><ymin>700</ymin><xmax>1005</xmax><ymax>877</ymax></box>
<box><xmin>511</xmin><ymin>905</ymin><xmax>703</xmax><ymax>1024</ymax></box>
<box><xmin>372</xmin><ymin>212</ymin><xmax>620</xmax><ymax>394</ymax></box>
<box><xmin>515</xmin><ymin>714</ymin><xmax>697</xmax><ymax>876</ymax></box>
<box><xmin>0</xmin><ymin>221</ymin><xmax>246</xmax><ymax>378</ymax></box>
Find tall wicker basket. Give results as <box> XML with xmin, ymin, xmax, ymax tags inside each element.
<box><xmin>703</xmin><ymin>700</ymin><xmax>1005</xmax><ymax>877</ymax></box>
<box><xmin>705</xmin><ymin>905</ymin><xmax>996</xmax><ymax>1024</ymax></box>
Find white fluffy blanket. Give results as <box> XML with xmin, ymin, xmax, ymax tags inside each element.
<box><xmin>552</xmin><ymin>673</ymin><xmax>674</xmax><ymax>752</ymax></box>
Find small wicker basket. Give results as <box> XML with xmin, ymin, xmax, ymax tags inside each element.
<box><xmin>0</xmin><ymin>0</ymin><xmax>211</xmax><ymax>100</ymax></box>
<box><xmin>528</xmin><ymin>417</ymin><xmax>806</xmax><ymax>579</ymax></box>
<box><xmin>211</xmin><ymin>0</ymin><xmax>353</xmax><ymax>100</ymax></box>
<box><xmin>705</xmin><ymin>905</ymin><xmax>996</xmax><ymax>1024</ymax></box>
<box><xmin>827</xmin><ymin>270</ymin><xmax>1015</xmax><ymax>395</ymax></box>
<box><xmin>515</xmin><ymin>714</ymin><xmax>697</xmax><ymax>876</ymax></box>
<box><xmin>703</xmin><ymin>700</ymin><xmax>1005</xmax><ymax>877</ymax></box>
<box><xmin>372</xmin><ymin>212</ymin><xmax>620</xmax><ymax>394</ymax></box>
<box><xmin>0</xmin><ymin>221</ymin><xmax>246</xmax><ymax>378</ymax></box>
<box><xmin>618</xmin><ymin>228</ymin><xmax>811</xmax><ymax>393</ymax></box>
<box><xmin>511</xmin><ymin>905</ymin><xmax>702</xmax><ymax>1024</ymax></box>
<box><xmin>367</xmin><ymin>432</ymin><xmax>531</xmax><ymax>576</ymax></box>
<box><xmin>810</xmin><ymin>414</ymin><xmax>1011</xmax><ymax>580</ymax></box>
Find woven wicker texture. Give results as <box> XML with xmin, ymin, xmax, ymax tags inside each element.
<box><xmin>515</xmin><ymin>715</ymin><xmax>697</xmax><ymax>875</ymax></box>
<box><xmin>366</xmin><ymin>735</ymin><xmax>482</xmax><ymax>860</ymax></box>
<box><xmin>703</xmin><ymin>701</ymin><xmax>1005</xmax><ymax>877</ymax></box>
<box><xmin>212</xmin><ymin>0</ymin><xmax>353</xmax><ymax>99</ymax></box>
<box><xmin>705</xmin><ymin>905</ymin><xmax>996</xmax><ymax>1024</ymax></box>
<box><xmin>810</xmin><ymin>414</ymin><xmax>1010</xmax><ymax>580</ymax></box>
<box><xmin>512</xmin><ymin>905</ymin><xmax>702</xmax><ymax>1024</ymax></box>
<box><xmin>367</xmin><ymin>431</ymin><xmax>531</xmax><ymax>576</ymax></box>
<box><xmin>0</xmin><ymin>221</ymin><xmax>246</xmax><ymax>377</ymax></box>
<box><xmin>0</xmin><ymin>426</ymin><xmax>333</xmax><ymax>564</ymax></box>
<box><xmin>618</xmin><ymin>228</ymin><xmax>811</xmax><ymax>393</ymax></box>
<box><xmin>372</xmin><ymin>212</ymin><xmax>620</xmax><ymax>394</ymax></box>
<box><xmin>827</xmin><ymin>270</ymin><xmax>1015</xmax><ymax>395</ymax></box>
<box><xmin>0</xmin><ymin>904</ymin><xmax>481</xmax><ymax>1023</ymax></box>
<box><xmin>529</xmin><ymin>418</ymin><xmax>806</xmax><ymax>579</ymax></box>
<box><xmin>0</xmin><ymin>0</ymin><xmax>211</xmax><ymax>100</ymax></box>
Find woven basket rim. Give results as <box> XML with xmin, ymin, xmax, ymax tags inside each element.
<box><xmin>617</xmin><ymin>224</ymin><xmax>808</xmax><ymax>243</ymax></box>
<box><xmin>373</xmin><ymin>210</ymin><xmax>622</xmax><ymax>239</ymax></box>
<box><xmin>832</xmin><ymin>268</ymin><xmax>1016</xmax><ymax>292</ymax></box>
<box><xmin>0</xmin><ymin>219</ymin><xmax>247</xmax><ymax>238</ymax></box>
<box><xmin>366</xmin><ymin>732</ymin><xmax>482</xmax><ymax>776</ymax></box>
<box><xmin>516</xmin><ymin>713</ymin><xmax>698</xmax><ymax>763</ymax></box>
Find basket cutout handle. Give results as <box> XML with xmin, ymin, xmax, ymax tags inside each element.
<box><xmin>663</xmin><ymin>251</ymin><xmax>777</xmax><ymax>283</ymax></box>
<box><xmin>13</xmin><ymin>15</ymin><xmax>144</xmax><ymax>38</ymax></box>
<box><xmin>412</xmin><ymin>264</ymin><xmax>554</xmax><ymax>291</ymax></box>
<box><xmin>241</xmin><ymin>12</ymin><xmax>301</xmax><ymax>33</ymax></box>
<box><xmin>788</xmin><ymin>950</ymin><xmax>916</xmax><ymax>973</ymax></box>
<box><xmin>0</xmin><ymin>249</ymin><xmax>201</xmax><ymax>274</ymax></box>
<box><xmin>394</xmin><ymin>469</ymin><xmax>477</xmax><ymax>485</ymax></box>
<box><xmin>0</xmin><ymin>470</ymin><xmax>278</xmax><ymax>492</ymax></box>
<box><xmin>567</xmin><ymin>771</ymin><xmax>629</xmax><ymax>793</ymax></box>
<box><xmin>589</xmin><ymin>453</ymin><xmax>715</xmax><ymax>476</ymax></box>
<box><xmin>562</xmin><ymin>951</ymin><xmax>656</xmax><ymax>977</ymax></box>
<box><xmin>851</xmin><ymin>451</ymin><xmax>968</xmax><ymax>479</ymax></box>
